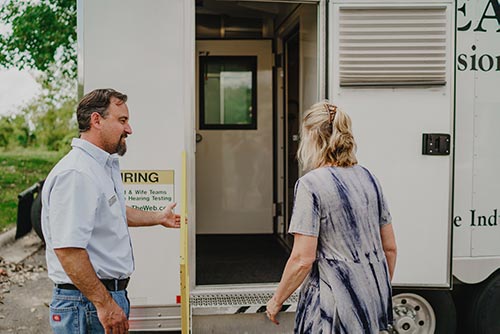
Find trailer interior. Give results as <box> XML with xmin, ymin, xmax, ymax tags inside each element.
<box><xmin>194</xmin><ymin>0</ymin><xmax>320</xmax><ymax>286</ymax></box>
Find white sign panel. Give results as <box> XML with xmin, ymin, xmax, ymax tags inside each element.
<box><xmin>122</xmin><ymin>170</ymin><xmax>175</xmax><ymax>211</ymax></box>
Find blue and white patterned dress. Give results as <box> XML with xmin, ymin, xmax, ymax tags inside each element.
<box><xmin>290</xmin><ymin>165</ymin><xmax>393</xmax><ymax>334</ymax></box>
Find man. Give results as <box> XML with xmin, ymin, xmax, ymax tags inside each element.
<box><xmin>41</xmin><ymin>88</ymin><xmax>180</xmax><ymax>334</ymax></box>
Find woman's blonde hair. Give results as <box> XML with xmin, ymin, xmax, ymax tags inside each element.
<box><xmin>297</xmin><ymin>101</ymin><xmax>357</xmax><ymax>170</ymax></box>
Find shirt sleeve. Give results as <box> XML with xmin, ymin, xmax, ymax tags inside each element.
<box><xmin>47</xmin><ymin>170</ymin><xmax>99</xmax><ymax>249</ymax></box>
<box><xmin>288</xmin><ymin>179</ymin><xmax>321</xmax><ymax>237</ymax></box>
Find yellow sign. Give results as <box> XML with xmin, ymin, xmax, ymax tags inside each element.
<box><xmin>122</xmin><ymin>170</ymin><xmax>175</xmax><ymax>211</ymax></box>
<box><xmin>121</xmin><ymin>170</ymin><xmax>174</xmax><ymax>185</ymax></box>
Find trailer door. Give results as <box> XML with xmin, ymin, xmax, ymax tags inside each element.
<box><xmin>195</xmin><ymin>40</ymin><xmax>273</xmax><ymax>235</ymax></box>
<box><xmin>328</xmin><ymin>1</ymin><xmax>455</xmax><ymax>287</ymax></box>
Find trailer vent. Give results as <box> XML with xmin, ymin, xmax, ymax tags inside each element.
<box><xmin>338</xmin><ymin>6</ymin><xmax>449</xmax><ymax>87</ymax></box>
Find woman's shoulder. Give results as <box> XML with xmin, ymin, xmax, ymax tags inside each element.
<box><xmin>300</xmin><ymin>167</ymin><xmax>331</xmax><ymax>180</ymax></box>
<box><xmin>300</xmin><ymin>164</ymin><xmax>376</xmax><ymax>180</ymax></box>
<box><xmin>299</xmin><ymin>165</ymin><xmax>350</xmax><ymax>186</ymax></box>
<box><xmin>296</xmin><ymin>168</ymin><xmax>328</xmax><ymax>190</ymax></box>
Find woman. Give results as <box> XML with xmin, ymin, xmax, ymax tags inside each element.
<box><xmin>266</xmin><ymin>101</ymin><xmax>397</xmax><ymax>333</ymax></box>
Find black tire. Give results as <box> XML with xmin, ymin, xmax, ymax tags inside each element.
<box><xmin>466</xmin><ymin>271</ymin><xmax>500</xmax><ymax>334</ymax></box>
<box><xmin>393</xmin><ymin>289</ymin><xmax>456</xmax><ymax>334</ymax></box>
<box><xmin>31</xmin><ymin>193</ymin><xmax>45</xmax><ymax>243</ymax></box>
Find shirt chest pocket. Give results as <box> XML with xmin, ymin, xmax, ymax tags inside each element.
<box><xmin>104</xmin><ymin>191</ymin><xmax>124</xmax><ymax>221</ymax></box>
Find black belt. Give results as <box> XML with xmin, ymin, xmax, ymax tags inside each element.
<box><xmin>56</xmin><ymin>278</ymin><xmax>129</xmax><ymax>291</ymax></box>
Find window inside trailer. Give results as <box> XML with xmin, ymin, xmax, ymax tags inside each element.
<box><xmin>199</xmin><ymin>56</ymin><xmax>257</xmax><ymax>129</ymax></box>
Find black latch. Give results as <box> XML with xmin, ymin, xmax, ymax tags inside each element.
<box><xmin>422</xmin><ymin>133</ymin><xmax>450</xmax><ymax>155</ymax></box>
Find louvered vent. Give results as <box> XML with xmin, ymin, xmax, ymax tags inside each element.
<box><xmin>338</xmin><ymin>6</ymin><xmax>448</xmax><ymax>86</ymax></box>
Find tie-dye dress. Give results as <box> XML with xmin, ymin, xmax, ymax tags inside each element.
<box><xmin>290</xmin><ymin>165</ymin><xmax>393</xmax><ymax>334</ymax></box>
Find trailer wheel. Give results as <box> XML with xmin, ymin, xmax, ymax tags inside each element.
<box><xmin>31</xmin><ymin>193</ymin><xmax>44</xmax><ymax>243</ymax></box>
<box><xmin>467</xmin><ymin>271</ymin><xmax>500</xmax><ymax>334</ymax></box>
<box><xmin>392</xmin><ymin>290</ymin><xmax>456</xmax><ymax>334</ymax></box>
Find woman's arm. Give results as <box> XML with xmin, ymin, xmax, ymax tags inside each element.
<box><xmin>266</xmin><ymin>234</ymin><xmax>318</xmax><ymax>325</ymax></box>
<box><xmin>380</xmin><ymin>223</ymin><xmax>397</xmax><ymax>280</ymax></box>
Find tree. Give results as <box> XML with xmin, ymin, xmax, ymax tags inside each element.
<box><xmin>0</xmin><ymin>0</ymin><xmax>77</xmax><ymax>82</ymax></box>
<box><xmin>0</xmin><ymin>112</ymin><xmax>33</xmax><ymax>149</ymax></box>
<box><xmin>26</xmin><ymin>85</ymin><xmax>78</xmax><ymax>151</ymax></box>
<box><xmin>0</xmin><ymin>0</ymin><xmax>78</xmax><ymax>152</ymax></box>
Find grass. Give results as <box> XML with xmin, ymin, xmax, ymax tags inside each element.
<box><xmin>0</xmin><ymin>149</ymin><xmax>65</xmax><ymax>232</ymax></box>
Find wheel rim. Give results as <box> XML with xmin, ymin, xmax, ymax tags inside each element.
<box><xmin>392</xmin><ymin>293</ymin><xmax>436</xmax><ymax>334</ymax></box>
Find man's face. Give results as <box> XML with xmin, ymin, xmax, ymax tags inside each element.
<box><xmin>100</xmin><ymin>97</ymin><xmax>132</xmax><ymax>156</ymax></box>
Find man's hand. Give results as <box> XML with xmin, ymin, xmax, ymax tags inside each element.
<box><xmin>159</xmin><ymin>202</ymin><xmax>181</xmax><ymax>228</ymax></box>
<box><xmin>96</xmin><ymin>299</ymin><xmax>129</xmax><ymax>334</ymax></box>
<box><xmin>55</xmin><ymin>248</ymin><xmax>129</xmax><ymax>333</ymax></box>
<box><xmin>126</xmin><ymin>203</ymin><xmax>184</xmax><ymax>228</ymax></box>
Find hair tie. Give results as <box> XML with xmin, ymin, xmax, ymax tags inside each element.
<box><xmin>324</xmin><ymin>103</ymin><xmax>337</xmax><ymax>124</ymax></box>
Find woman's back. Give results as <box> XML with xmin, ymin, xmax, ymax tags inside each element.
<box><xmin>266</xmin><ymin>102</ymin><xmax>396</xmax><ymax>334</ymax></box>
<box><xmin>293</xmin><ymin>165</ymin><xmax>391</xmax><ymax>263</ymax></box>
<box><xmin>290</xmin><ymin>165</ymin><xmax>393</xmax><ymax>333</ymax></box>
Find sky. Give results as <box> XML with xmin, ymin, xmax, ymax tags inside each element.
<box><xmin>0</xmin><ymin>68</ymin><xmax>40</xmax><ymax>116</ymax></box>
<box><xmin>0</xmin><ymin>6</ymin><xmax>40</xmax><ymax>117</ymax></box>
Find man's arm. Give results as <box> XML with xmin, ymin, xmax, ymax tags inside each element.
<box><xmin>126</xmin><ymin>202</ymin><xmax>181</xmax><ymax>228</ymax></box>
<box><xmin>54</xmin><ymin>248</ymin><xmax>128</xmax><ymax>334</ymax></box>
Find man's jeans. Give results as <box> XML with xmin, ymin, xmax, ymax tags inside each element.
<box><xmin>49</xmin><ymin>287</ymin><xmax>130</xmax><ymax>334</ymax></box>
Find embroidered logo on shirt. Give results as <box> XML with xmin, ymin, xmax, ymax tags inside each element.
<box><xmin>108</xmin><ymin>195</ymin><xmax>117</xmax><ymax>206</ymax></box>
<box><xmin>52</xmin><ymin>314</ymin><xmax>61</xmax><ymax>322</ymax></box>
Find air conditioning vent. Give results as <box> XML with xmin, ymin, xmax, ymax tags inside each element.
<box><xmin>338</xmin><ymin>6</ymin><xmax>448</xmax><ymax>87</ymax></box>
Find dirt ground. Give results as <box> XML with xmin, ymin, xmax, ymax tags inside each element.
<box><xmin>0</xmin><ymin>238</ymin><xmax>52</xmax><ymax>334</ymax></box>
<box><xmin>0</xmin><ymin>233</ymin><xmax>178</xmax><ymax>334</ymax></box>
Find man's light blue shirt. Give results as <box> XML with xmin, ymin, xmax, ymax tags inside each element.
<box><xmin>42</xmin><ymin>138</ymin><xmax>134</xmax><ymax>284</ymax></box>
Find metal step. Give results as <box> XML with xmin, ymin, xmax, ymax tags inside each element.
<box><xmin>191</xmin><ymin>291</ymin><xmax>299</xmax><ymax>315</ymax></box>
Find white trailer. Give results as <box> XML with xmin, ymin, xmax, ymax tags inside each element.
<box><xmin>77</xmin><ymin>0</ymin><xmax>500</xmax><ymax>332</ymax></box>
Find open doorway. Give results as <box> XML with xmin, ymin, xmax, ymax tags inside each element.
<box><xmin>194</xmin><ymin>0</ymin><xmax>318</xmax><ymax>286</ymax></box>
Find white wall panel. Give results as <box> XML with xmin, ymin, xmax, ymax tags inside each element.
<box><xmin>81</xmin><ymin>0</ymin><xmax>194</xmax><ymax>305</ymax></box>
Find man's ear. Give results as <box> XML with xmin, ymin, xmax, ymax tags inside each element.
<box><xmin>90</xmin><ymin>112</ymin><xmax>102</xmax><ymax>129</ymax></box>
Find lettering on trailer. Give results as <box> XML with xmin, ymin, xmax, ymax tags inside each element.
<box><xmin>121</xmin><ymin>170</ymin><xmax>174</xmax><ymax>211</ymax></box>
<box><xmin>453</xmin><ymin>209</ymin><xmax>499</xmax><ymax>227</ymax></box>
<box><xmin>457</xmin><ymin>0</ymin><xmax>500</xmax><ymax>72</ymax></box>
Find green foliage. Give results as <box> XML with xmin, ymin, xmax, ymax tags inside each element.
<box><xmin>0</xmin><ymin>0</ymin><xmax>77</xmax><ymax>81</ymax></box>
<box><xmin>224</xmin><ymin>87</ymin><xmax>252</xmax><ymax>124</ymax></box>
<box><xmin>0</xmin><ymin>149</ymin><xmax>64</xmax><ymax>231</ymax></box>
<box><xmin>28</xmin><ymin>95</ymin><xmax>78</xmax><ymax>151</ymax></box>
<box><xmin>0</xmin><ymin>0</ymin><xmax>78</xmax><ymax>151</ymax></box>
<box><xmin>0</xmin><ymin>82</ymin><xmax>78</xmax><ymax>152</ymax></box>
<box><xmin>0</xmin><ymin>113</ymin><xmax>34</xmax><ymax>149</ymax></box>
<box><xmin>0</xmin><ymin>117</ymin><xmax>14</xmax><ymax>147</ymax></box>
<box><xmin>0</xmin><ymin>0</ymin><xmax>78</xmax><ymax>230</ymax></box>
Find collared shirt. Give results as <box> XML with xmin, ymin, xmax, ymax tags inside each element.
<box><xmin>42</xmin><ymin>138</ymin><xmax>134</xmax><ymax>284</ymax></box>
